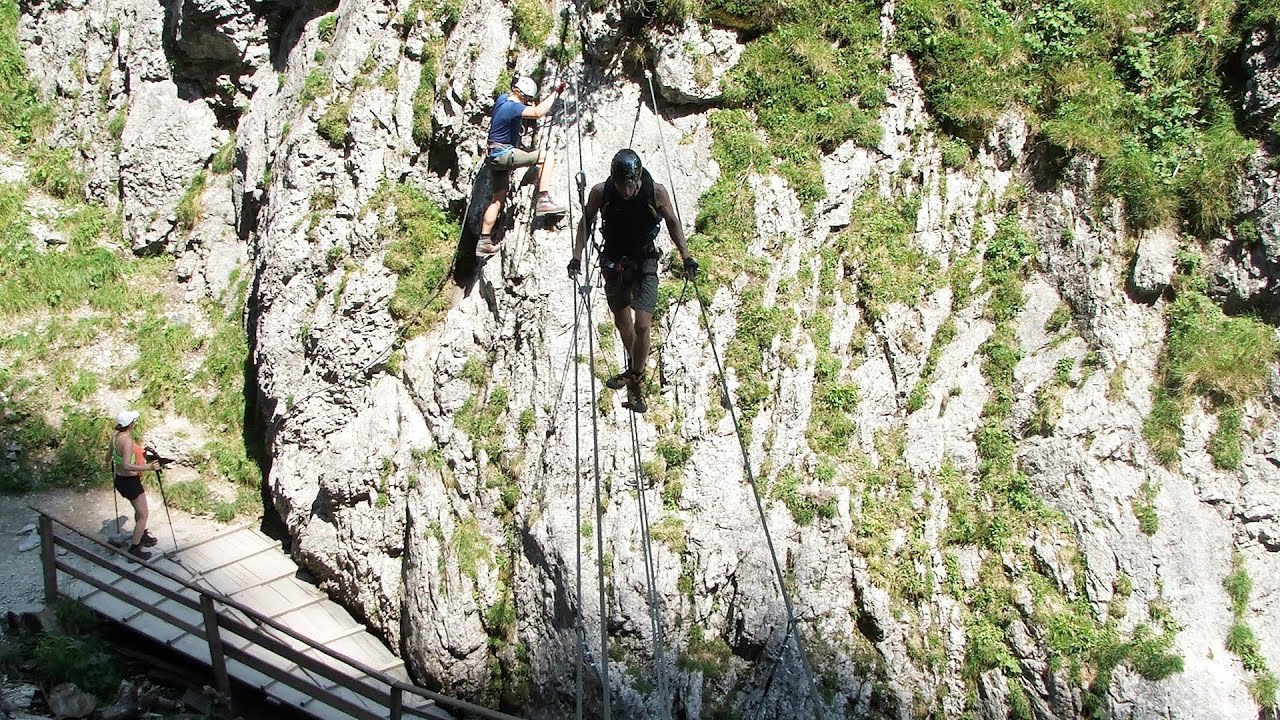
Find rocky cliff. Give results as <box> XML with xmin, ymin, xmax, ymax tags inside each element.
<box><xmin>9</xmin><ymin>0</ymin><xmax>1280</xmax><ymax>717</ymax></box>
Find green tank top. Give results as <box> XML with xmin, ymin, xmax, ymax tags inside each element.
<box><xmin>112</xmin><ymin>433</ymin><xmax>134</xmax><ymax>475</ymax></box>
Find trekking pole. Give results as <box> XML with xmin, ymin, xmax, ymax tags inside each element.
<box><xmin>145</xmin><ymin>446</ymin><xmax>179</xmax><ymax>549</ymax></box>
<box><xmin>112</xmin><ymin>479</ymin><xmax>121</xmax><ymax>536</ymax></box>
<box><xmin>153</xmin><ymin>467</ymin><xmax>178</xmax><ymax>549</ymax></box>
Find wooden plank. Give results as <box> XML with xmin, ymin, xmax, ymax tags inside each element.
<box><xmin>324</xmin><ymin>632</ymin><xmax>404</xmax><ymax>669</ymax></box>
<box><xmin>305</xmin><ymin>680</ymin><xmax>391</xmax><ymax>716</ymax></box>
<box><xmin>167</xmin><ymin>520</ymin><xmax>272</xmax><ymax>566</ymax></box>
<box><xmin>231</xmin><ymin>579</ymin><xmax>324</xmax><ymax>619</ymax></box>
<box><xmin>274</xmin><ymin>599</ymin><xmax>361</xmax><ymax>640</ymax></box>
<box><xmin>181</xmin><ymin>539</ymin><xmax>279</xmax><ymax>576</ymax></box>
<box><xmin>202</xmin><ymin>552</ymin><xmax>299</xmax><ymax>595</ymax></box>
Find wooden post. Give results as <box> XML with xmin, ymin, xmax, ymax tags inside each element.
<box><xmin>40</xmin><ymin>515</ymin><xmax>57</xmax><ymax>604</ymax></box>
<box><xmin>200</xmin><ymin>595</ymin><xmax>232</xmax><ymax>708</ymax></box>
<box><xmin>390</xmin><ymin>686</ymin><xmax>403</xmax><ymax>720</ymax></box>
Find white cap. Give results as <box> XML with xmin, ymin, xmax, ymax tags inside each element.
<box><xmin>115</xmin><ymin>409</ymin><xmax>140</xmax><ymax>428</ymax></box>
<box><xmin>514</xmin><ymin>76</ymin><xmax>539</xmax><ymax>100</ymax></box>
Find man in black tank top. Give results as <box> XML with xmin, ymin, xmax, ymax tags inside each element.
<box><xmin>568</xmin><ymin>149</ymin><xmax>698</xmax><ymax>413</ymax></box>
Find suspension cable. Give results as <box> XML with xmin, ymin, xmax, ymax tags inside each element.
<box><xmin>640</xmin><ymin>60</ymin><xmax>825</xmax><ymax>717</ymax></box>
<box><xmin>559</xmin><ymin>23</ymin><xmax>613</xmax><ymax>714</ymax></box>
<box><xmin>625</xmin><ymin>411</ymin><xmax>673</xmax><ymax>719</ymax></box>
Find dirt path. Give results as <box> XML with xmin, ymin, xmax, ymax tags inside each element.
<box><xmin>0</xmin><ymin>485</ymin><xmax>237</xmax><ymax>614</ymax></box>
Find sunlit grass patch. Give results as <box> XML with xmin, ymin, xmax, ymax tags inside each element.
<box><xmin>380</xmin><ymin>183</ymin><xmax>460</xmax><ymax>337</ymax></box>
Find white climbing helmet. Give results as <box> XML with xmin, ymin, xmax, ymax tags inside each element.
<box><xmin>514</xmin><ymin>76</ymin><xmax>539</xmax><ymax>100</ymax></box>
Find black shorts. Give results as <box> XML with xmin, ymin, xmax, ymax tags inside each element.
<box><xmin>114</xmin><ymin>475</ymin><xmax>144</xmax><ymax>501</ymax></box>
<box><xmin>602</xmin><ymin>256</ymin><xmax>659</xmax><ymax>314</ymax></box>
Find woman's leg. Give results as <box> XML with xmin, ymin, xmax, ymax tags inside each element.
<box><xmin>130</xmin><ymin>492</ymin><xmax>149</xmax><ymax>547</ymax></box>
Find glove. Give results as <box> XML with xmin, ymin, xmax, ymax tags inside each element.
<box><xmin>555</xmin><ymin>80</ymin><xmax>568</xmax><ymax>94</ymax></box>
<box><xmin>682</xmin><ymin>256</ymin><xmax>699</xmax><ymax>280</ymax></box>
<box><xmin>567</xmin><ymin>257</ymin><xmax>581</xmax><ymax>277</ymax></box>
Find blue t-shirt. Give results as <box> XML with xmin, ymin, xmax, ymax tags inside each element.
<box><xmin>488</xmin><ymin>93</ymin><xmax>526</xmax><ymax>149</ymax></box>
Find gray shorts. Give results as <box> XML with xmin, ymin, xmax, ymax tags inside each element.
<box><xmin>602</xmin><ymin>256</ymin><xmax>659</xmax><ymax>314</ymax></box>
<box><xmin>488</xmin><ymin>148</ymin><xmax>543</xmax><ymax>187</ymax></box>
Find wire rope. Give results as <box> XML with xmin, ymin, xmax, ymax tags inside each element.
<box><xmin>624</xmin><ymin>411</ymin><xmax>674</xmax><ymax>719</ymax></box>
<box><xmin>640</xmin><ymin>59</ymin><xmax>826</xmax><ymax>718</ymax></box>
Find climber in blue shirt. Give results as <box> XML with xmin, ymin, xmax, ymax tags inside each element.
<box><xmin>478</xmin><ymin>75</ymin><xmax>567</xmax><ymax>257</ymax></box>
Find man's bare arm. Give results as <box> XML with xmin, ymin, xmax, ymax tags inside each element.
<box><xmin>574</xmin><ymin>183</ymin><xmax>605</xmax><ymax>262</ymax></box>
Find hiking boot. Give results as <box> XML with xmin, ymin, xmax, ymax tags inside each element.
<box><xmin>140</xmin><ymin>530</ymin><xmax>158</xmax><ymax>547</ymax></box>
<box><xmin>476</xmin><ymin>236</ymin><xmax>499</xmax><ymax>258</ymax></box>
<box><xmin>534</xmin><ymin>194</ymin><xmax>566</xmax><ymax>216</ymax></box>
<box><xmin>128</xmin><ymin>544</ymin><xmax>152</xmax><ymax>561</ymax></box>
<box><xmin>605</xmin><ymin>369</ymin><xmax>634</xmax><ymax>390</ymax></box>
<box><xmin>623</xmin><ymin>376</ymin><xmax>647</xmax><ymax>414</ymax></box>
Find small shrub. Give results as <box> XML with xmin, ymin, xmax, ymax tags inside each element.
<box><xmin>1164</xmin><ymin>292</ymin><xmax>1277</xmax><ymax>406</ymax></box>
<box><xmin>30</xmin><ymin>146</ymin><xmax>83</xmax><ymax>199</ymax></box>
<box><xmin>1224</xmin><ymin>554</ymin><xmax>1251</xmax><ymax>618</ymax></box>
<box><xmin>1208</xmin><ymin>406</ymin><xmax>1244</xmax><ymax>471</ymax></box>
<box><xmin>301</xmin><ymin>70</ymin><xmax>332</xmax><ymax>106</ymax></box>
<box><xmin>211</xmin><ymin>135</ymin><xmax>236</xmax><ymax>174</ymax></box>
<box><xmin>380</xmin><ymin>183</ymin><xmax>460</xmax><ymax>335</ymax></box>
<box><xmin>317</xmin><ymin>100</ymin><xmax>350</xmax><ymax>147</ymax></box>
<box><xmin>316</xmin><ymin>14</ymin><xmax>338</xmax><ymax>41</ymax></box>
<box><xmin>32</xmin><ymin>633</ymin><xmax>122</xmax><ymax>698</ymax></box>
<box><xmin>176</xmin><ymin>170</ymin><xmax>207</xmax><ymax>231</ymax></box>
<box><xmin>512</xmin><ymin>0</ymin><xmax>552</xmax><ymax>48</ymax></box>
<box><xmin>411</xmin><ymin>40</ymin><xmax>442</xmax><ymax>148</ymax></box>
<box><xmin>1132</xmin><ymin>480</ymin><xmax>1158</xmax><ymax>536</ymax></box>
<box><xmin>1143</xmin><ymin>387</ymin><xmax>1184</xmax><ymax>467</ymax></box>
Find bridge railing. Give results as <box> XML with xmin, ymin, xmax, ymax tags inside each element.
<box><xmin>37</xmin><ymin>510</ymin><xmax>525</xmax><ymax>720</ymax></box>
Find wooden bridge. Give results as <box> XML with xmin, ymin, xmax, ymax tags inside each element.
<box><xmin>36</xmin><ymin>510</ymin><xmax>521</xmax><ymax>720</ymax></box>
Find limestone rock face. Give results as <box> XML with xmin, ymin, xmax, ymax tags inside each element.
<box><xmin>15</xmin><ymin>0</ymin><xmax>1280</xmax><ymax>717</ymax></box>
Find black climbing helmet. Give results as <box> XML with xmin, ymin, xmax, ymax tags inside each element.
<box><xmin>610</xmin><ymin>149</ymin><xmax>642</xmax><ymax>186</ymax></box>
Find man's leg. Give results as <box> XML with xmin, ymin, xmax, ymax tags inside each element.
<box><xmin>481</xmin><ymin>185</ymin><xmax>510</xmax><ymax>237</ymax></box>
<box><xmin>630</xmin><ymin>308</ymin><xmax>653</xmax><ymax>377</ymax></box>
<box><xmin>536</xmin><ymin>151</ymin><xmax>556</xmax><ymax>195</ymax></box>
<box><xmin>613</xmin><ymin>306</ymin><xmax>636</xmax><ymax>366</ymax></box>
<box><xmin>534</xmin><ymin>150</ymin><xmax>565</xmax><ymax>215</ymax></box>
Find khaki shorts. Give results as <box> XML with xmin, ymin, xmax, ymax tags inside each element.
<box><xmin>488</xmin><ymin>148</ymin><xmax>543</xmax><ymax>187</ymax></box>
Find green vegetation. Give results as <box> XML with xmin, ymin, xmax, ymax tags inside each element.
<box><xmin>843</xmin><ymin>195</ymin><xmax>938</xmax><ymax>323</ymax></box>
<box><xmin>176</xmin><ymin>170</ymin><xmax>207</xmax><ymax>231</ymax></box>
<box><xmin>716</xmin><ymin>0</ymin><xmax>886</xmax><ymax>205</ymax></box>
<box><xmin>769</xmin><ymin>467</ymin><xmax>837</xmax><ymax>525</ymax></box>
<box><xmin>0</xmin><ymin>0</ymin><xmax>50</xmax><ymax>147</ymax></box>
<box><xmin>1132</xmin><ymin>479</ymin><xmax>1159</xmax><ymax>536</ymax></box>
<box><xmin>317</xmin><ymin>99</ymin><xmax>351</xmax><ymax>147</ymax></box>
<box><xmin>512</xmin><ymin>0</ymin><xmax>553</xmax><ymax>47</ymax></box>
<box><xmin>411</xmin><ymin>39</ymin><xmax>443</xmax><ymax>148</ymax></box>
<box><xmin>458</xmin><ymin>386</ymin><xmax>508</xmax><ymax>458</ymax></box>
<box><xmin>301</xmin><ymin>70</ymin><xmax>332</xmax><ymax>106</ymax></box>
<box><xmin>451</xmin><ymin>517</ymin><xmax>493</xmax><ymax>583</ymax></box>
<box><xmin>723</xmin><ymin>287</ymin><xmax>786</xmax><ymax>423</ymax></box>
<box><xmin>649</xmin><ymin>516</ymin><xmax>687</xmax><ymax>554</ymax></box>
<box><xmin>316</xmin><ymin>14</ymin><xmax>338</xmax><ymax>42</ymax></box>
<box><xmin>30</xmin><ymin>602</ymin><xmax>122</xmax><ymax>699</ymax></box>
<box><xmin>908</xmin><ymin>315</ymin><xmax>956</xmax><ymax>414</ymax></box>
<box><xmin>1222</xmin><ymin>551</ymin><xmax>1277</xmax><ymax>709</ymax></box>
<box><xmin>896</xmin><ymin>0</ymin><xmax>1258</xmax><ymax>235</ymax></box>
<box><xmin>379</xmin><ymin>182</ymin><xmax>460</xmax><ymax>336</ymax></box>
<box><xmin>211</xmin><ymin>135</ymin><xmax>236</xmax><ymax>174</ymax></box>
<box><xmin>1208</xmin><ymin>406</ymin><xmax>1244</xmax><ymax>471</ymax></box>
<box><xmin>1145</xmin><ymin>291</ymin><xmax>1275</xmax><ymax>467</ymax></box>
<box><xmin>678</xmin><ymin>624</ymin><xmax>733</xmax><ymax>677</ymax></box>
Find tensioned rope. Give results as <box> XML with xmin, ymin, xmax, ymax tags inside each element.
<box><xmin>559</xmin><ymin>13</ymin><xmax>612</xmax><ymax>715</ymax></box>
<box><xmin>559</xmin><ymin>9</ymin><xmax>682</xmax><ymax>716</ymax></box>
<box><xmin>623</xmin><ymin>409</ymin><xmax>673</xmax><ymax>719</ymax></box>
<box><xmin>641</xmin><ymin>63</ymin><xmax>826</xmax><ymax>718</ymax></box>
